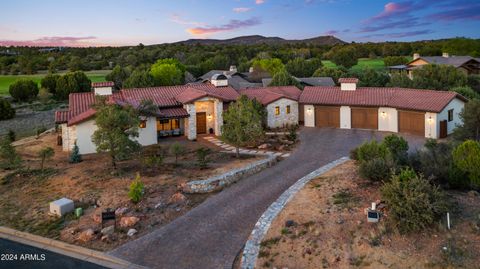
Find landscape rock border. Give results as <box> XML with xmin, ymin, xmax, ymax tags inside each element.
<box><xmin>240</xmin><ymin>156</ymin><xmax>350</xmax><ymax>269</ymax></box>
<box><xmin>183</xmin><ymin>153</ymin><xmax>278</xmax><ymax>194</ymax></box>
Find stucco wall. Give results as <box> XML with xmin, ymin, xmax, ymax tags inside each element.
<box><xmin>437</xmin><ymin>98</ymin><xmax>465</xmax><ymax>135</ymax></box>
<box><xmin>136</xmin><ymin>117</ymin><xmax>157</xmax><ymax>146</ymax></box>
<box><xmin>378</xmin><ymin>107</ymin><xmax>398</xmax><ymax>133</ymax></box>
<box><xmin>340</xmin><ymin>83</ymin><xmax>356</xmax><ymax>91</ymax></box>
<box><xmin>93</xmin><ymin>87</ymin><xmax>112</xmax><ymax>96</ymax></box>
<box><xmin>76</xmin><ymin>119</ymin><xmax>98</xmax><ymax>155</ymax></box>
<box><xmin>304</xmin><ymin>105</ymin><xmax>315</xmax><ymax>127</ymax></box>
<box><xmin>340</xmin><ymin>106</ymin><xmax>351</xmax><ymax>129</ymax></box>
<box><xmin>266</xmin><ymin>98</ymin><xmax>298</xmax><ymax>128</ymax></box>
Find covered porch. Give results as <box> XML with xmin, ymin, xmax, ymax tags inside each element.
<box><xmin>155</xmin><ymin>107</ymin><xmax>190</xmax><ymax>139</ymax></box>
<box><xmin>183</xmin><ymin>97</ymin><xmax>224</xmax><ymax>140</ymax></box>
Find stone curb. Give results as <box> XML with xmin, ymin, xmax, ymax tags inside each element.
<box><xmin>240</xmin><ymin>157</ymin><xmax>350</xmax><ymax>269</ymax></box>
<box><xmin>0</xmin><ymin>226</ymin><xmax>147</xmax><ymax>269</ymax></box>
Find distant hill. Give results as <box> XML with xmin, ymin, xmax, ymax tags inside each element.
<box><xmin>174</xmin><ymin>35</ymin><xmax>346</xmax><ymax>46</ymax></box>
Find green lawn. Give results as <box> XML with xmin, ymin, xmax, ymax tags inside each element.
<box><xmin>0</xmin><ymin>70</ymin><xmax>109</xmax><ymax>96</ymax></box>
<box><xmin>321</xmin><ymin>58</ymin><xmax>386</xmax><ymax>71</ymax></box>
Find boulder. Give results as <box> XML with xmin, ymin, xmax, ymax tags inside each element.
<box><xmin>101</xmin><ymin>225</ymin><xmax>115</xmax><ymax>235</ymax></box>
<box><xmin>77</xmin><ymin>229</ymin><xmax>95</xmax><ymax>242</ymax></box>
<box><xmin>115</xmin><ymin>207</ymin><xmax>129</xmax><ymax>216</ymax></box>
<box><xmin>169</xmin><ymin>192</ymin><xmax>187</xmax><ymax>205</ymax></box>
<box><xmin>119</xmin><ymin>216</ymin><xmax>140</xmax><ymax>228</ymax></box>
<box><xmin>468</xmin><ymin>190</ymin><xmax>479</xmax><ymax>197</ymax></box>
<box><xmin>92</xmin><ymin>214</ymin><xmax>102</xmax><ymax>224</ymax></box>
<box><xmin>258</xmin><ymin>143</ymin><xmax>270</xmax><ymax>149</ymax></box>
<box><xmin>127</xmin><ymin>228</ymin><xmax>138</xmax><ymax>237</ymax></box>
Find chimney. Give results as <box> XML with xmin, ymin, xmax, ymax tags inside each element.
<box><xmin>413</xmin><ymin>53</ymin><xmax>420</xmax><ymax>60</ymax></box>
<box><xmin>92</xmin><ymin>81</ymin><xmax>114</xmax><ymax>95</ymax></box>
<box><xmin>338</xmin><ymin>78</ymin><xmax>358</xmax><ymax>91</ymax></box>
<box><xmin>211</xmin><ymin>74</ymin><xmax>228</xmax><ymax>87</ymax></box>
<box><xmin>229</xmin><ymin>65</ymin><xmax>237</xmax><ymax>72</ymax></box>
<box><xmin>442</xmin><ymin>52</ymin><xmax>449</xmax><ymax>58</ymax></box>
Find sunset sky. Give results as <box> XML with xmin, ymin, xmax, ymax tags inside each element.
<box><xmin>1</xmin><ymin>0</ymin><xmax>479</xmax><ymax>47</ymax></box>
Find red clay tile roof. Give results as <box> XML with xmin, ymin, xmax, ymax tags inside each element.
<box><xmin>92</xmin><ymin>81</ymin><xmax>114</xmax><ymax>87</ymax></box>
<box><xmin>239</xmin><ymin>86</ymin><xmax>302</xmax><ymax>106</ymax></box>
<box><xmin>158</xmin><ymin>107</ymin><xmax>190</xmax><ymax>119</ymax></box>
<box><xmin>338</xmin><ymin>78</ymin><xmax>359</xmax><ymax>84</ymax></box>
<box><xmin>56</xmin><ymin>84</ymin><xmax>238</xmax><ymax>126</ymax></box>
<box><xmin>299</xmin><ymin>86</ymin><xmax>467</xmax><ymax>113</ymax></box>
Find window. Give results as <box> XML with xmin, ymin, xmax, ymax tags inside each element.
<box><xmin>157</xmin><ymin>119</ymin><xmax>181</xmax><ymax>131</ymax></box>
<box><xmin>286</xmin><ymin>105</ymin><xmax>291</xmax><ymax>114</ymax></box>
<box><xmin>139</xmin><ymin>120</ymin><xmax>146</xmax><ymax>128</ymax></box>
<box><xmin>448</xmin><ymin>109</ymin><xmax>454</xmax><ymax>122</ymax></box>
<box><xmin>275</xmin><ymin>106</ymin><xmax>280</xmax><ymax>116</ymax></box>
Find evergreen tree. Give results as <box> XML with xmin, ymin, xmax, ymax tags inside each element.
<box><xmin>0</xmin><ymin>137</ymin><xmax>22</xmax><ymax>170</ymax></box>
<box><xmin>69</xmin><ymin>141</ymin><xmax>82</xmax><ymax>163</ymax></box>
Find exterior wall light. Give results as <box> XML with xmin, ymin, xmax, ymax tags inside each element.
<box><xmin>428</xmin><ymin>116</ymin><xmax>433</xmax><ymax>124</ymax></box>
<box><xmin>381</xmin><ymin>111</ymin><xmax>386</xmax><ymax>119</ymax></box>
<box><xmin>207</xmin><ymin>114</ymin><xmax>213</xmax><ymax>121</ymax></box>
<box><xmin>306</xmin><ymin>107</ymin><xmax>313</xmax><ymax>115</ymax></box>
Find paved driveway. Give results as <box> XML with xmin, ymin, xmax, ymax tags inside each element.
<box><xmin>111</xmin><ymin>128</ymin><xmax>425</xmax><ymax>269</ymax></box>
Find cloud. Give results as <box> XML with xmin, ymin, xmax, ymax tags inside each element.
<box><xmin>0</xmin><ymin>36</ymin><xmax>98</xmax><ymax>47</ymax></box>
<box><xmin>233</xmin><ymin>7</ymin><xmax>252</xmax><ymax>13</ymax></box>
<box><xmin>368</xmin><ymin>1</ymin><xmax>415</xmax><ymax>21</ymax></box>
<box><xmin>359</xmin><ymin>17</ymin><xmax>430</xmax><ymax>33</ymax></box>
<box><xmin>255</xmin><ymin>0</ymin><xmax>265</xmax><ymax>4</ymax></box>
<box><xmin>187</xmin><ymin>17</ymin><xmax>261</xmax><ymax>35</ymax></box>
<box><xmin>324</xmin><ymin>30</ymin><xmax>339</xmax><ymax>35</ymax></box>
<box><xmin>362</xmin><ymin>29</ymin><xmax>434</xmax><ymax>39</ymax></box>
<box><xmin>170</xmin><ymin>14</ymin><xmax>204</xmax><ymax>26</ymax></box>
<box><xmin>427</xmin><ymin>3</ymin><xmax>480</xmax><ymax>21</ymax></box>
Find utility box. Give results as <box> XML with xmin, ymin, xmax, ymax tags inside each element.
<box><xmin>367</xmin><ymin>210</ymin><xmax>380</xmax><ymax>223</ymax></box>
<box><xmin>50</xmin><ymin>198</ymin><xmax>74</xmax><ymax>217</ymax></box>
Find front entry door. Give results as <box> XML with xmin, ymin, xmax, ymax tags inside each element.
<box><xmin>196</xmin><ymin>112</ymin><xmax>207</xmax><ymax>134</ymax></box>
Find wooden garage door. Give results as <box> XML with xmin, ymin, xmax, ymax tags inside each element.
<box><xmin>398</xmin><ymin>110</ymin><xmax>425</xmax><ymax>136</ymax></box>
<box><xmin>196</xmin><ymin>112</ymin><xmax>207</xmax><ymax>134</ymax></box>
<box><xmin>315</xmin><ymin>106</ymin><xmax>340</xmax><ymax>128</ymax></box>
<box><xmin>351</xmin><ymin>107</ymin><xmax>378</xmax><ymax>130</ymax></box>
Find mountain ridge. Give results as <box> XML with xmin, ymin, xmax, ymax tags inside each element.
<box><xmin>173</xmin><ymin>35</ymin><xmax>346</xmax><ymax>46</ymax></box>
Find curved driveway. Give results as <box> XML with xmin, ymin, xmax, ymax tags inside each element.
<box><xmin>111</xmin><ymin>128</ymin><xmax>425</xmax><ymax>269</ymax></box>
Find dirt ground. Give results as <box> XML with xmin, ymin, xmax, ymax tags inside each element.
<box><xmin>0</xmin><ymin>132</ymin><xmax>263</xmax><ymax>251</ymax></box>
<box><xmin>256</xmin><ymin>161</ymin><xmax>480</xmax><ymax>269</ymax></box>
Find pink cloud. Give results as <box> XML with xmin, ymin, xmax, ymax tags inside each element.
<box><xmin>324</xmin><ymin>30</ymin><xmax>339</xmax><ymax>35</ymax></box>
<box><xmin>369</xmin><ymin>1</ymin><xmax>414</xmax><ymax>21</ymax></box>
<box><xmin>0</xmin><ymin>36</ymin><xmax>98</xmax><ymax>47</ymax></box>
<box><xmin>187</xmin><ymin>17</ymin><xmax>261</xmax><ymax>35</ymax></box>
<box><xmin>233</xmin><ymin>7</ymin><xmax>252</xmax><ymax>13</ymax></box>
<box><xmin>255</xmin><ymin>0</ymin><xmax>265</xmax><ymax>4</ymax></box>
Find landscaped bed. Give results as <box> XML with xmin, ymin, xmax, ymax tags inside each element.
<box><xmin>256</xmin><ymin>161</ymin><xmax>480</xmax><ymax>268</ymax></box>
<box><xmin>0</xmin><ymin>132</ymin><xmax>264</xmax><ymax>251</ymax></box>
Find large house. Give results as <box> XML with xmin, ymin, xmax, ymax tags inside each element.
<box><xmin>389</xmin><ymin>53</ymin><xmax>480</xmax><ymax>78</ymax></box>
<box><xmin>56</xmin><ymin>77</ymin><xmax>466</xmax><ymax>155</ymax></box>
<box><xmin>56</xmin><ymin>80</ymin><xmax>239</xmax><ymax>154</ymax></box>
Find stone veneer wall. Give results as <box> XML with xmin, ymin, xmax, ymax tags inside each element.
<box><xmin>266</xmin><ymin>98</ymin><xmax>299</xmax><ymax>128</ymax></box>
<box><xmin>184</xmin><ymin>103</ymin><xmax>196</xmax><ymax>140</ymax></box>
<box><xmin>183</xmin><ymin>154</ymin><xmax>278</xmax><ymax>193</ymax></box>
<box><xmin>61</xmin><ymin>123</ymin><xmax>76</xmax><ymax>151</ymax></box>
<box><xmin>214</xmin><ymin>100</ymin><xmax>223</xmax><ymax>136</ymax></box>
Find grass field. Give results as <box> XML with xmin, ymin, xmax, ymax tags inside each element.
<box><xmin>322</xmin><ymin>58</ymin><xmax>386</xmax><ymax>71</ymax></box>
<box><xmin>0</xmin><ymin>70</ymin><xmax>109</xmax><ymax>96</ymax></box>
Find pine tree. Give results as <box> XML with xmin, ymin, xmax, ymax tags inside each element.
<box><xmin>0</xmin><ymin>137</ymin><xmax>22</xmax><ymax>170</ymax></box>
<box><xmin>69</xmin><ymin>141</ymin><xmax>82</xmax><ymax>163</ymax></box>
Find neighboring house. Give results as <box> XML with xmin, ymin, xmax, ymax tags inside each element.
<box><xmin>197</xmin><ymin>66</ymin><xmax>262</xmax><ymax>90</ymax></box>
<box><xmin>239</xmin><ymin>86</ymin><xmax>302</xmax><ymax>128</ymax></box>
<box><xmin>261</xmin><ymin>77</ymin><xmax>335</xmax><ymax>87</ymax></box>
<box><xmin>300</xmin><ymin>78</ymin><xmax>467</xmax><ymax>139</ymax></box>
<box><xmin>388</xmin><ymin>53</ymin><xmax>480</xmax><ymax>78</ymax></box>
<box><xmin>55</xmin><ymin>80</ymin><xmax>239</xmax><ymax>154</ymax></box>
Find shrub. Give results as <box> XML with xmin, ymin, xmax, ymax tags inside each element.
<box><xmin>36</xmin><ymin>126</ymin><xmax>47</xmax><ymax>137</ymax></box>
<box><xmin>382</xmin><ymin>134</ymin><xmax>409</xmax><ymax>165</ymax></box>
<box><xmin>350</xmin><ymin>147</ymin><xmax>359</xmax><ymax>160</ymax></box>
<box><xmin>38</xmin><ymin>147</ymin><xmax>54</xmax><ymax>171</ymax></box>
<box><xmin>169</xmin><ymin>142</ymin><xmax>185</xmax><ymax>166</ymax></box>
<box><xmin>196</xmin><ymin>147</ymin><xmax>211</xmax><ymax>169</ymax></box>
<box><xmin>451</xmin><ymin>86</ymin><xmax>480</xmax><ymax>100</ymax></box>
<box><xmin>452</xmin><ymin>140</ymin><xmax>480</xmax><ymax>188</ymax></box>
<box><xmin>0</xmin><ymin>99</ymin><xmax>15</xmax><ymax>120</ymax></box>
<box><xmin>7</xmin><ymin>130</ymin><xmax>16</xmax><ymax>142</ymax></box>
<box><xmin>447</xmin><ymin>164</ymin><xmax>470</xmax><ymax>189</ymax></box>
<box><xmin>69</xmin><ymin>141</ymin><xmax>82</xmax><ymax>163</ymax></box>
<box><xmin>355</xmin><ymin>140</ymin><xmax>388</xmax><ymax>162</ymax></box>
<box><xmin>418</xmin><ymin>140</ymin><xmax>454</xmax><ymax>185</ymax></box>
<box><xmin>9</xmin><ymin>79</ymin><xmax>39</xmax><ymax>102</ymax></box>
<box><xmin>286</xmin><ymin>124</ymin><xmax>298</xmax><ymax>142</ymax></box>
<box><xmin>359</xmin><ymin>158</ymin><xmax>392</xmax><ymax>181</ymax></box>
<box><xmin>381</xmin><ymin>170</ymin><xmax>448</xmax><ymax>233</ymax></box>
<box><xmin>0</xmin><ymin>137</ymin><xmax>22</xmax><ymax>170</ymax></box>
<box><xmin>143</xmin><ymin>155</ymin><xmax>163</xmax><ymax>169</ymax></box>
<box><xmin>128</xmin><ymin>173</ymin><xmax>144</xmax><ymax>203</ymax></box>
